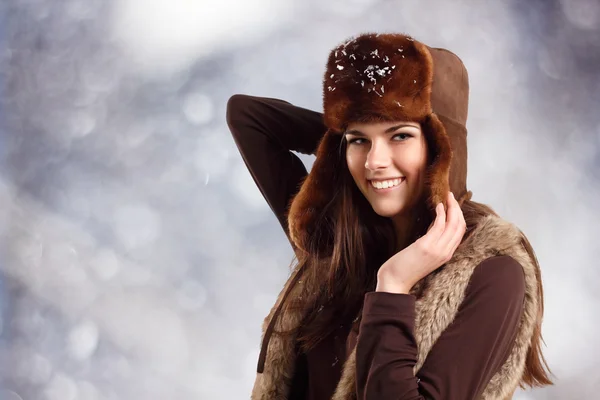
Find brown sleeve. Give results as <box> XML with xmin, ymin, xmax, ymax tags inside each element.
<box><xmin>355</xmin><ymin>255</ymin><xmax>526</xmax><ymax>400</ymax></box>
<box><xmin>226</xmin><ymin>94</ymin><xmax>326</xmax><ymax>247</ymax></box>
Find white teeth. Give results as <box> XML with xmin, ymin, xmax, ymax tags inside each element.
<box><xmin>371</xmin><ymin>178</ymin><xmax>402</xmax><ymax>189</ymax></box>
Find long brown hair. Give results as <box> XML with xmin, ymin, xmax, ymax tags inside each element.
<box><xmin>283</xmin><ymin>135</ymin><xmax>399</xmax><ymax>351</ymax></box>
<box><xmin>461</xmin><ymin>200</ymin><xmax>553</xmax><ymax>387</ymax></box>
<box><xmin>280</xmin><ymin>135</ymin><xmax>553</xmax><ymax>388</ymax></box>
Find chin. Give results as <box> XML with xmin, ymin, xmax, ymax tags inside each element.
<box><xmin>369</xmin><ymin>202</ymin><xmax>405</xmax><ymax>218</ymax></box>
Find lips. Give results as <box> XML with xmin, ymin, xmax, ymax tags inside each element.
<box><xmin>368</xmin><ymin>177</ymin><xmax>405</xmax><ymax>191</ymax></box>
<box><xmin>369</xmin><ymin>177</ymin><xmax>403</xmax><ymax>182</ymax></box>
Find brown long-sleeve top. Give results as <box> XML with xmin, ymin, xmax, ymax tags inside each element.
<box><xmin>226</xmin><ymin>94</ymin><xmax>526</xmax><ymax>400</ymax></box>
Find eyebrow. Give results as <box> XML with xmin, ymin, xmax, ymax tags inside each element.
<box><xmin>344</xmin><ymin>124</ymin><xmax>418</xmax><ymax>137</ymax></box>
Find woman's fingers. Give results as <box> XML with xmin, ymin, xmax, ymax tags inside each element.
<box><xmin>440</xmin><ymin>192</ymin><xmax>466</xmax><ymax>258</ymax></box>
<box><xmin>448</xmin><ymin>206</ymin><xmax>466</xmax><ymax>251</ymax></box>
<box><xmin>418</xmin><ymin>202</ymin><xmax>445</xmax><ymax>257</ymax></box>
<box><xmin>427</xmin><ymin>202</ymin><xmax>446</xmax><ymax>242</ymax></box>
<box><xmin>452</xmin><ymin>213</ymin><xmax>467</xmax><ymax>253</ymax></box>
<box><xmin>438</xmin><ymin>192</ymin><xmax>458</xmax><ymax>243</ymax></box>
<box><xmin>420</xmin><ymin>192</ymin><xmax>465</xmax><ymax>265</ymax></box>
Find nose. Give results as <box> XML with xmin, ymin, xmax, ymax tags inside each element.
<box><xmin>365</xmin><ymin>140</ymin><xmax>392</xmax><ymax>171</ymax></box>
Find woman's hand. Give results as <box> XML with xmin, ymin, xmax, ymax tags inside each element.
<box><xmin>376</xmin><ymin>191</ymin><xmax>466</xmax><ymax>294</ymax></box>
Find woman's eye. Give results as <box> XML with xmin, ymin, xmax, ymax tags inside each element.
<box><xmin>347</xmin><ymin>133</ymin><xmax>411</xmax><ymax>145</ymax></box>
<box><xmin>393</xmin><ymin>133</ymin><xmax>411</xmax><ymax>141</ymax></box>
<box><xmin>348</xmin><ymin>138</ymin><xmax>365</xmax><ymax>145</ymax></box>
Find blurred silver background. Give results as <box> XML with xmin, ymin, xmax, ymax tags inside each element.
<box><xmin>0</xmin><ymin>0</ymin><xmax>599</xmax><ymax>399</ymax></box>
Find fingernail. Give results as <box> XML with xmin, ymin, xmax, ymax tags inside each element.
<box><xmin>451</xmin><ymin>192</ymin><xmax>455</xmax><ymax>199</ymax></box>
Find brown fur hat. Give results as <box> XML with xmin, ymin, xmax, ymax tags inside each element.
<box><xmin>288</xmin><ymin>33</ymin><xmax>472</xmax><ymax>254</ymax></box>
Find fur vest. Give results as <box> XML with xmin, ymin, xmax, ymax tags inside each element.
<box><xmin>251</xmin><ymin>214</ymin><xmax>539</xmax><ymax>400</ymax></box>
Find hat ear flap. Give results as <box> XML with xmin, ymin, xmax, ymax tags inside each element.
<box><xmin>423</xmin><ymin>113</ymin><xmax>452</xmax><ymax>211</ymax></box>
<box><xmin>288</xmin><ymin>129</ymin><xmax>343</xmax><ymax>254</ymax></box>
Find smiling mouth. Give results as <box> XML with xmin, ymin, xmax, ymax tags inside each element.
<box><xmin>368</xmin><ymin>177</ymin><xmax>405</xmax><ymax>191</ymax></box>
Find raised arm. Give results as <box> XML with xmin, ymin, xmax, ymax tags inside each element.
<box><xmin>226</xmin><ymin>94</ymin><xmax>326</xmax><ymax>249</ymax></box>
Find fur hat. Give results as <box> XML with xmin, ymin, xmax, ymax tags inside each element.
<box><xmin>288</xmin><ymin>33</ymin><xmax>472</xmax><ymax>254</ymax></box>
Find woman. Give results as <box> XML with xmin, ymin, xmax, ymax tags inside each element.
<box><xmin>226</xmin><ymin>33</ymin><xmax>552</xmax><ymax>400</ymax></box>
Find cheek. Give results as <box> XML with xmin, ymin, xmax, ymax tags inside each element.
<box><xmin>406</xmin><ymin>154</ymin><xmax>428</xmax><ymax>175</ymax></box>
<box><xmin>405</xmin><ymin>145</ymin><xmax>429</xmax><ymax>184</ymax></box>
<box><xmin>397</xmin><ymin>143</ymin><xmax>428</xmax><ymax>179</ymax></box>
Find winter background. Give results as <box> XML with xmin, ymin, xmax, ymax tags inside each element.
<box><xmin>0</xmin><ymin>0</ymin><xmax>599</xmax><ymax>399</ymax></box>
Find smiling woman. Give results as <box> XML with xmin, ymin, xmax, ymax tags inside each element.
<box><xmin>344</xmin><ymin>121</ymin><xmax>429</xmax><ymax>235</ymax></box>
<box><xmin>227</xmin><ymin>32</ymin><xmax>552</xmax><ymax>400</ymax></box>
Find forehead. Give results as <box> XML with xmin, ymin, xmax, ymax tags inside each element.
<box><xmin>345</xmin><ymin>120</ymin><xmax>420</xmax><ymax>133</ymax></box>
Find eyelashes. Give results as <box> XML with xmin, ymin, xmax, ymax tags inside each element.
<box><xmin>347</xmin><ymin>133</ymin><xmax>412</xmax><ymax>146</ymax></box>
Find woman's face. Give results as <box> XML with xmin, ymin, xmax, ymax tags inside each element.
<box><xmin>345</xmin><ymin>120</ymin><xmax>429</xmax><ymax>218</ymax></box>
